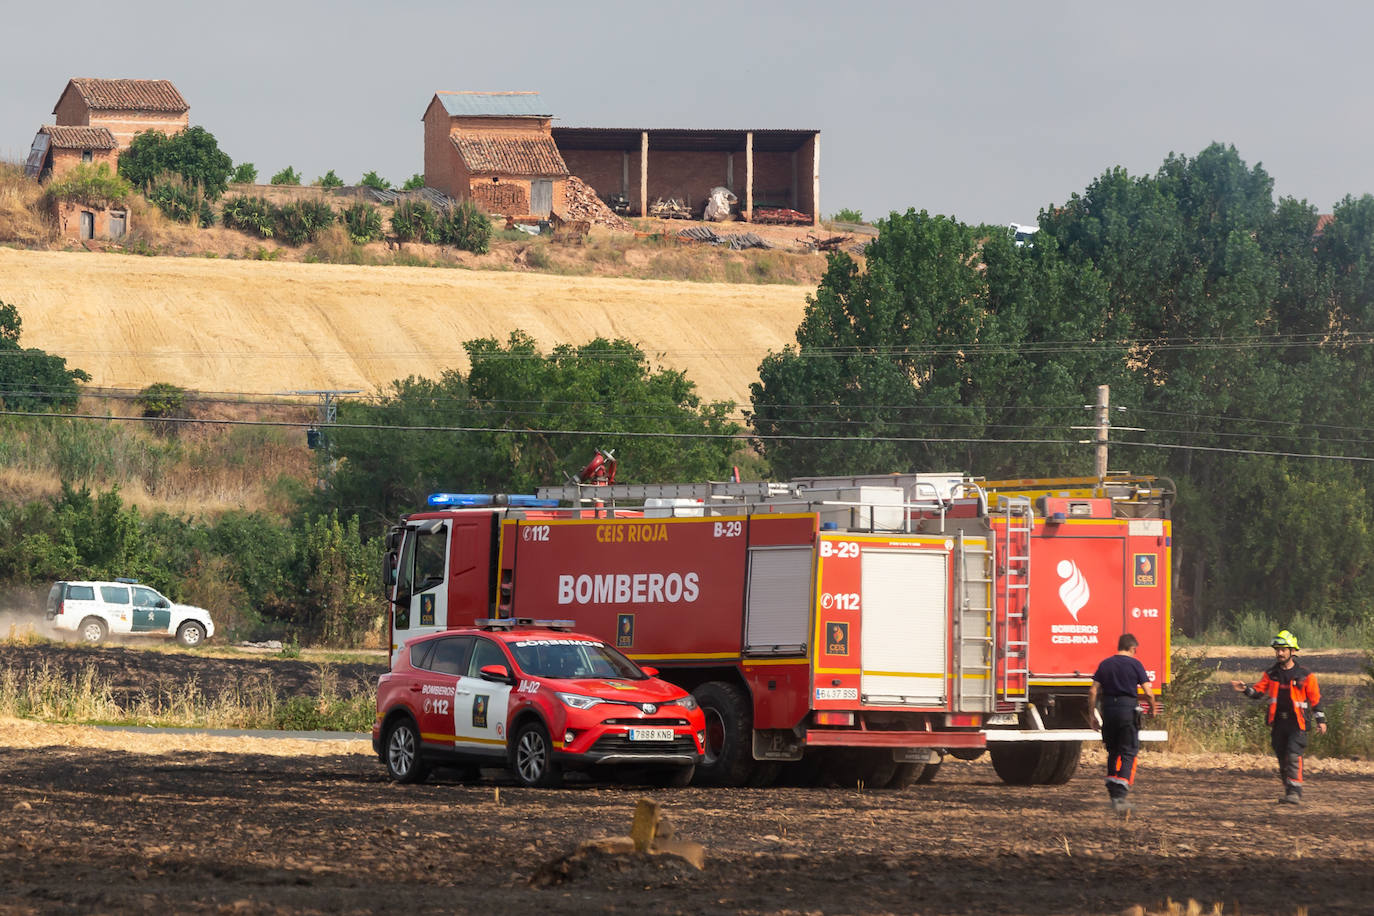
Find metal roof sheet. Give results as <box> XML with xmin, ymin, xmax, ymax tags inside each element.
<box><xmin>435</xmin><ymin>91</ymin><xmax>550</xmax><ymax>118</ymax></box>
<box><xmin>551</xmin><ymin>127</ymin><xmax>817</xmax><ymax>153</ymax></box>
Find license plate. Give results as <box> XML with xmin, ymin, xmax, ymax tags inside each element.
<box><xmin>815</xmin><ymin>687</ymin><xmax>858</xmax><ymax>701</ymax></box>
<box><xmin>628</xmin><ymin>728</ymin><xmax>673</xmax><ymax>741</ymax></box>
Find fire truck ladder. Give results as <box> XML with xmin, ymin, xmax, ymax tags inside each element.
<box><xmin>953</xmin><ymin>531</ymin><xmax>995</xmax><ymax>712</ymax></box>
<box><xmin>995</xmin><ymin>496</ymin><xmax>1033</xmax><ymax>704</ymax></box>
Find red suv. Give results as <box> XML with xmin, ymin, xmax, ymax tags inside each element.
<box><xmin>373</xmin><ymin>619</ymin><xmax>706</xmax><ymax>788</ymax></box>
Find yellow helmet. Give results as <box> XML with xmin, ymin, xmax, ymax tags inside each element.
<box><xmin>1271</xmin><ymin>630</ymin><xmax>1300</xmax><ymax>651</ymax></box>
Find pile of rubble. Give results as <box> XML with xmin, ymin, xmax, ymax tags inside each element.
<box><xmin>560</xmin><ymin>176</ymin><xmax>633</xmax><ymax>232</ymax></box>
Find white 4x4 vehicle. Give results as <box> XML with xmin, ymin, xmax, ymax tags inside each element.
<box><xmin>45</xmin><ymin>579</ymin><xmax>215</xmax><ymax>647</ymax></box>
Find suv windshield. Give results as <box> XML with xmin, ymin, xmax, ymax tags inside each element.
<box><xmin>509</xmin><ymin>639</ymin><xmax>646</xmax><ymax>680</ymax></box>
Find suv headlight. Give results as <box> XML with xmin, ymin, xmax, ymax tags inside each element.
<box><xmin>676</xmin><ymin>694</ymin><xmax>699</xmax><ymax>712</ymax></box>
<box><xmin>556</xmin><ymin>692</ymin><xmax>604</xmax><ymax>710</ymax></box>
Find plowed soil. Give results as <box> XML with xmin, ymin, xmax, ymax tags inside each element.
<box><xmin>2</xmin><ymin>644</ymin><xmax>1371</xmax><ymax>915</ymax></box>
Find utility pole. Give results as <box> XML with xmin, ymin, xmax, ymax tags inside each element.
<box><xmin>1094</xmin><ymin>384</ymin><xmax>1110</xmax><ymax>488</ymax></box>
<box><xmin>290</xmin><ymin>389</ymin><xmax>361</xmax><ymax>489</ymax></box>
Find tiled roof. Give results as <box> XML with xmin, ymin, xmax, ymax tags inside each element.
<box><xmin>453</xmin><ymin>132</ymin><xmax>569</xmax><ymax>177</ymax></box>
<box><xmin>435</xmin><ymin>91</ymin><xmax>549</xmax><ymax>118</ymax></box>
<box><xmin>64</xmin><ymin>78</ymin><xmax>188</xmax><ymax>113</ymax></box>
<box><xmin>39</xmin><ymin>125</ymin><xmax>117</xmax><ymax>149</ymax></box>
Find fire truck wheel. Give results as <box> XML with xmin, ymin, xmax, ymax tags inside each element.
<box><xmin>745</xmin><ymin>762</ymin><xmax>780</xmax><ymax>788</ymax></box>
<box><xmin>512</xmin><ymin>720</ymin><xmax>563</xmax><ymax>788</ymax></box>
<box><xmin>851</xmin><ymin>750</ymin><xmax>897</xmax><ymax>789</ymax></box>
<box><xmin>1045</xmin><ymin>741</ymin><xmax>1081</xmax><ymax>785</ymax></box>
<box><xmin>989</xmin><ymin>743</ymin><xmax>1059</xmax><ymax>785</ymax></box>
<box><xmin>888</xmin><ymin>755</ymin><xmax>941</xmax><ymax>788</ymax></box>
<box><xmin>692</xmin><ymin>681</ymin><xmax>755</xmax><ymax>787</ymax></box>
<box><xmin>383</xmin><ymin>717</ymin><xmax>429</xmax><ymax>784</ymax></box>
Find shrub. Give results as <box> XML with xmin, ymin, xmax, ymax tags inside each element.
<box><xmin>276</xmin><ymin>199</ymin><xmax>335</xmax><ymax>245</ymax></box>
<box><xmin>359</xmin><ymin>170</ymin><xmax>391</xmax><ymax>191</ymax></box>
<box><xmin>135</xmin><ymin>382</ymin><xmax>190</xmax><ymax>437</ymax></box>
<box><xmin>270</xmin><ymin>166</ymin><xmax>301</xmax><ymax>186</ymax></box>
<box><xmin>341</xmin><ymin>202</ymin><xmax>383</xmax><ymax>244</ymax></box>
<box><xmin>220</xmin><ymin>195</ymin><xmax>278</xmax><ymax>238</ymax></box>
<box><xmin>390</xmin><ymin>199</ymin><xmax>437</xmax><ymax>243</ymax></box>
<box><xmin>317</xmin><ymin>169</ymin><xmax>344</xmax><ymax>189</ymax></box>
<box><xmin>43</xmin><ymin>163</ymin><xmax>133</xmax><ymax>209</ymax></box>
<box><xmin>231</xmin><ymin>162</ymin><xmax>258</xmax><ymax>184</ymax></box>
<box><xmin>146</xmin><ymin>174</ymin><xmax>215</xmax><ymax>227</ymax></box>
<box><xmin>437</xmin><ymin>199</ymin><xmax>491</xmax><ymax>253</ymax></box>
<box><xmin>118</xmin><ymin>126</ymin><xmax>233</xmax><ymax>199</ymax></box>
<box><xmin>830</xmin><ymin>208</ymin><xmax>865</xmax><ymax>224</ymax></box>
<box><xmin>402</xmin><ymin>173</ymin><xmax>425</xmax><ymax>190</ymax></box>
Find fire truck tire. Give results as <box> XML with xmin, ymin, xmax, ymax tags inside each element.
<box><xmin>889</xmin><ymin>755</ymin><xmax>942</xmax><ymax>788</ymax></box>
<box><xmin>989</xmin><ymin>742</ymin><xmax>1060</xmax><ymax>785</ymax></box>
<box><xmin>854</xmin><ymin>750</ymin><xmax>898</xmax><ymax>789</ymax></box>
<box><xmin>692</xmin><ymin>681</ymin><xmax>755</xmax><ymax>787</ymax></box>
<box><xmin>1045</xmin><ymin>741</ymin><xmax>1081</xmax><ymax>785</ymax></box>
<box><xmin>383</xmin><ymin>717</ymin><xmax>429</xmax><ymax>784</ymax></box>
<box><xmin>511</xmin><ymin>720</ymin><xmax>563</xmax><ymax>788</ymax></box>
<box><xmin>745</xmin><ymin>762</ymin><xmax>781</xmax><ymax>788</ymax></box>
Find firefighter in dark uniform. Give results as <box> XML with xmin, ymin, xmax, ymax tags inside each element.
<box><xmin>1231</xmin><ymin>629</ymin><xmax>1326</xmax><ymax>804</ymax></box>
<box><xmin>1087</xmin><ymin>633</ymin><xmax>1159</xmax><ymax>814</ymax></box>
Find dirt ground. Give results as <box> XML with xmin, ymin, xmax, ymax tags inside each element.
<box><xmin>2</xmin><ymin>645</ymin><xmax>1372</xmax><ymax>914</ymax></box>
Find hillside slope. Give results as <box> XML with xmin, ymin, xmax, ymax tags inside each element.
<box><xmin>0</xmin><ymin>248</ymin><xmax>811</xmax><ymax>406</ymax></box>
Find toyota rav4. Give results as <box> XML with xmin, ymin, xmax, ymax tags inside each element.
<box><xmin>373</xmin><ymin>619</ymin><xmax>705</xmax><ymax>788</ymax></box>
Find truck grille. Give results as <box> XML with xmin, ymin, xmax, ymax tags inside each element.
<box><xmin>602</xmin><ymin>717</ymin><xmax>689</xmax><ymax>727</ymax></box>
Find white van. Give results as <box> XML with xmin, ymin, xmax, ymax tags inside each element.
<box><xmin>45</xmin><ymin>579</ymin><xmax>215</xmax><ymax>646</ymax></box>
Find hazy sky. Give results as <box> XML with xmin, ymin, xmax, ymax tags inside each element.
<box><xmin>4</xmin><ymin>1</ymin><xmax>1370</xmax><ymax>227</ymax></box>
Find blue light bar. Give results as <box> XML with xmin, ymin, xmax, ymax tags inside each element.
<box><xmin>427</xmin><ymin>493</ymin><xmax>560</xmax><ymax>508</ymax></box>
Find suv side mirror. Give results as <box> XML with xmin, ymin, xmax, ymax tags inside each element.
<box><xmin>479</xmin><ymin>664</ymin><xmax>513</xmax><ymax>684</ymax></box>
<box><xmin>639</xmin><ymin>665</ymin><xmax>659</xmax><ymax>677</ymax></box>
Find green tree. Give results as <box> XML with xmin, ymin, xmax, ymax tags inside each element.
<box><xmin>0</xmin><ymin>300</ymin><xmax>90</xmax><ymax>412</ymax></box>
<box><xmin>830</xmin><ymin>208</ymin><xmax>864</xmax><ymax>224</ymax></box>
<box><xmin>270</xmin><ymin>166</ymin><xmax>302</xmax><ymax>186</ymax></box>
<box><xmin>299</xmin><ymin>511</ymin><xmax>380</xmax><ymax>648</ymax></box>
<box><xmin>402</xmin><ymin>173</ymin><xmax>425</xmax><ymax>190</ymax></box>
<box><xmin>359</xmin><ymin>171</ymin><xmax>391</xmax><ymax>191</ymax></box>
<box><xmin>117</xmin><ymin>126</ymin><xmax>233</xmax><ymax>199</ymax></box>
<box><xmin>317</xmin><ymin>169</ymin><xmax>344</xmax><ymax>189</ymax></box>
<box><xmin>751</xmin><ymin>210</ymin><xmax>1127</xmax><ymax>478</ymax></box>
<box><xmin>320</xmin><ymin>332</ymin><xmax>740</xmax><ymax>527</ymax></box>
<box><xmin>231</xmin><ymin>162</ymin><xmax>258</xmax><ymax>184</ymax></box>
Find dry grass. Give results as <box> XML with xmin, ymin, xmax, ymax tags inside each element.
<box><xmin>0</xmin><ymin>714</ymin><xmax>369</xmax><ymax>757</ymax></box>
<box><xmin>0</xmin><ymin>162</ymin><xmax>56</xmax><ymax>246</ymax></box>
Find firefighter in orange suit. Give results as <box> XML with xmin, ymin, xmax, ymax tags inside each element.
<box><xmin>1231</xmin><ymin>630</ymin><xmax>1326</xmax><ymax>804</ymax></box>
<box><xmin>1087</xmin><ymin>633</ymin><xmax>1159</xmax><ymax>814</ymax></box>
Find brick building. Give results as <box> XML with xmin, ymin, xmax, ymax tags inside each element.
<box><xmin>29</xmin><ymin>125</ymin><xmax>119</xmax><ymax>181</ymax></box>
<box><xmin>50</xmin><ymin>78</ymin><xmax>189</xmax><ymax>151</ymax></box>
<box><xmin>552</xmin><ymin>127</ymin><xmax>820</xmax><ymax>225</ymax></box>
<box><xmin>422</xmin><ymin>91</ymin><xmax>569</xmax><ymax>218</ymax></box>
<box><xmin>26</xmin><ymin>78</ymin><xmax>189</xmax><ymax>181</ymax></box>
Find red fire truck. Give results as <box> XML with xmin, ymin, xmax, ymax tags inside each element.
<box><xmin>381</xmin><ymin>470</ymin><xmax>1172</xmax><ymax>788</ymax></box>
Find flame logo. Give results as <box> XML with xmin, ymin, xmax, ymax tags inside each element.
<box><xmin>1056</xmin><ymin>559</ymin><xmax>1089</xmax><ymax>621</ymax></box>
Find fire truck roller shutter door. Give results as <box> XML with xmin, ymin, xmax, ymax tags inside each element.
<box><xmin>744</xmin><ymin>546</ymin><xmax>813</xmax><ymax>653</ymax></box>
<box><xmin>861</xmin><ymin>549</ymin><xmax>948</xmax><ymax>706</ymax></box>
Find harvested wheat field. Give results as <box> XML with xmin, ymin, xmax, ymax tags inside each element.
<box><xmin>0</xmin><ymin>248</ymin><xmax>810</xmax><ymax>407</ymax></box>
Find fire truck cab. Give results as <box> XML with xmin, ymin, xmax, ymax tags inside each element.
<box><xmin>381</xmin><ymin>472</ymin><xmax>1171</xmax><ymax>788</ymax></box>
